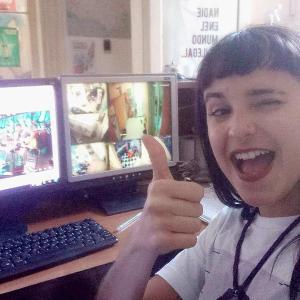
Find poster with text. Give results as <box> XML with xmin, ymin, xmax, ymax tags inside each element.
<box><xmin>0</xmin><ymin>27</ymin><xmax>20</xmax><ymax>67</ymax></box>
<box><xmin>163</xmin><ymin>0</ymin><xmax>238</xmax><ymax>79</ymax></box>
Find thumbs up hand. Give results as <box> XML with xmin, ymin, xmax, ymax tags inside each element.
<box><xmin>131</xmin><ymin>135</ymin><xmax>204</xmax><ymax>257</ymax></box>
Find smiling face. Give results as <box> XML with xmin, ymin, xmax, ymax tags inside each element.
<box><xmin>205</xmin><ymin>69</ymin><xmax>300</xmax><ymax>217</ymax></box>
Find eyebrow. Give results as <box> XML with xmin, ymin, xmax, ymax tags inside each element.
<box><xmin>204</xmin><ymin>88</ymin><xmax>286</xmax><ymax>103</ymax></box>
<box><xmin>204</xmin><ymin>92</ymin><xmax>225</xmax><ymax>103</ymax></box>
<box><xmin>246</xmin><ymin>88</ymin><xmax>286</xmax><ymax>96</ymax></box>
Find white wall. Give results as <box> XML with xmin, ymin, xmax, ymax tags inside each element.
<box><xmin>130</xmin><ymin>0</ymin><xmax>144</xmax><ymax>73</ymax></box>
<box><xmin>36</xmin><ymin>0</ymin><xmax>68</xmax><ymax>77</ymax></box>
<box><xmin>65</xmin><ymin>0</ymin><xmax>132</xmax><ymax>75</ymax></box>
<box><xmin>29</xmin><ymin>0</ymin><xmax>300</xmax><ymax>77</ymax></box>
<box><xmin>98</xmin><ymin>38</ymin><xmax>132</xmax><ymax>74</ymax></box>
<box><xmin>29</xmin><ymin>0</ymin><xmax>132</xmax><ymax>77</ymax></box>
<box><xmin>146</xmin><ymin>0</ymin><xmax>300</xmax><ymax>75</ymax></box>
<box><xmin>162</xmin><ymin>0</ymin><xmax>238</xmax><ymax>78</ymax></box>
<box><xmin>239</xmin><ymin>0</ymin><xmax>299</xmax><ymax>30</ymax></box>
<box><xmin>131</xmin><ymin>0</ymin><xmax>300</xmax><ymax>74</ymax></box>
<box><xmin>130</xmin><ymin>0</ymin><xmax>163</xmax><ymax>73</ymax></box>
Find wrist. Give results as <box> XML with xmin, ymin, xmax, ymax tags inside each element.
<box><xmin>124</xmin><ymin>227</ymin><xmax>160</xmax><ymax>263</ymax></box>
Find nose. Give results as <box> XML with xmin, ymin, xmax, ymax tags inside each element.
<box><xmin>228</xmin><ymin>111</ymin><xmax>256</xmax><ymax>139</ymax></box>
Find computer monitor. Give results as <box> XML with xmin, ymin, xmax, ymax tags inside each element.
<box><xmin>60</xmin><ymin>74</ymin><xmax>179</xmax><ymax>214</ymax></box>
<box><xmin>0</xmin><ymin>78</ymin><xmax>61</xmax><ymax>215</ymax></box>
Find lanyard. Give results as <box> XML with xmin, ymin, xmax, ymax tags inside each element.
<box><xmin>217</xmin><ymin>208</ymin><xmax>300</xmax><ymax>300</ymax></box>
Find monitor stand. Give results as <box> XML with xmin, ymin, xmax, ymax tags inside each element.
<box><xmin>88</xmin><ymin>181</ymin><xmax>147</xmax><ymax>215</ymax></box>
<box><xmin>98</xmin><ymin>191</ymin><xmax>146</xmax><ymax>215</ymax></box>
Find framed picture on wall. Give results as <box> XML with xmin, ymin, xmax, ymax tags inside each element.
<box><xmin>163</xmin><ymin>0</ymin><xmax>239</xmax><ymax>79</ymax></box>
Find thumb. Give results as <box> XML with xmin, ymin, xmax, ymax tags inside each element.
<box><xmin>142</xmin><ymin>135</ymin><xmax>173</xmax><ymax>180</ymax></box>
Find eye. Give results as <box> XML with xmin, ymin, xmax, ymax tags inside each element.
<box><xmin>207</xmin><ymin>107</ymin><xmax>231</xmax><ymax>117</ymax></box>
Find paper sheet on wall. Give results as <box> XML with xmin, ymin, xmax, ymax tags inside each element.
<box><xmin>69</xmin><ymin>37</ymin><xmax>98</xmax><ymax>75</ymax></box>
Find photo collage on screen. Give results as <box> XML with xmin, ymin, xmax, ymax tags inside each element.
<box><xmin>0</xmin><ymin>111</ymin><xmax>54</xmax><ymax>179</ymax></box>
<box><xmin>66</xmin><ymin>81</ymin><xmax>173</xmax><ymax>177</ymax></box>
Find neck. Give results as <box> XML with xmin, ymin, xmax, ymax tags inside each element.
<box><xmin>259</xmin><ymin>203</ymin><xmax>300</xmax><ymax>218</ymax></box>
<box><xmin>259</xmin><ymin>183</ymin><xmax>300</xmax><ymax>217</ymax></box>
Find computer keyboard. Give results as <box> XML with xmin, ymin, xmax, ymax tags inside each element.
<box><xmin>0</xmin><ymin>218</ymin><xmax>118</xmax><ymax>283</ymax></box>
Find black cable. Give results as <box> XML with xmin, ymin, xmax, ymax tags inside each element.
<box><xmin>218</xmin><ymin>209</ymin><xmax>300</xmax><ymax>299</ymax></box>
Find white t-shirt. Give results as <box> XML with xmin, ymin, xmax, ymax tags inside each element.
<box><xmin>157</xmin><ymin>207</ymin><xmax>300</xmax><ymax>300</ymax></box>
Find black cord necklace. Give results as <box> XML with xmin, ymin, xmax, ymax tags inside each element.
<box><xmin>217</xmin><ymin>208</ymin><xmax>300</xmax><ymax>300</ymax></box>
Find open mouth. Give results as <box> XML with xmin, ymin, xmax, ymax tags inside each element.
<box><xmin>231</xmin><ymin>149</ymin><xmax>275</xmax><ymax>181</ymax></box>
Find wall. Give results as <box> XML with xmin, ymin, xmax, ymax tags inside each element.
<box><xmin>28</xmin><ymin>0</ymin><xmax>300</xmax><ymax>77</ymax></box>
<box><xmin>130</xmin><ymin>0</ymin><xmax>144</xmax><ymax>73</ymax></box>
<box><xmin>66</xmin><ymin>0</ymin><xmax>130</xmax><ymax>39</ymax></box>
<box><xmin>239</xmin><ymin>0</ymin><xmax>298</xmax><ymax>29</ymax></box>
<box><xmin>130</xmin><ymin>0</ymin><xmax>300</xmax><ymax>74</ymax></box>
<box><xmin>65</xmin><ymin>0</ymin><xmax>132</xmax><ymax>75</ymax></box>
<box><xmin>29</xmin><ymin>0</ymin><xmax>132</xmax><ymax>77</ymax></box>
<box><xmin>97</xmin><ymin>38</ymin><xmax>131</xmax><ymax>74</ymax></box>
<box><xmin>162</xmin><ymin>0</ymin><xmax>238</xmax><ymax>78</ymax></box>
<box><xmin>34</xmin><ymin>0</ymin><xmax>68</xmax><ymax>77</ymax></box>
<box><xmin>130</xmin><ymin>0</ymin><xmax>162</xmax><ymax>74</ymax></box>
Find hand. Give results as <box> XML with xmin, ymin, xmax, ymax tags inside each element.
<box><xmin>132</xmin><ymin>135</ymin><xmax>204</xmax><ymax>256</ymax></box>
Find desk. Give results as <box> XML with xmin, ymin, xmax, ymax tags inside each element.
<box><xmin>0</xmin><ymin>193</ymin><xmax>208</xmax><ymax>299</ymax></box>
<box><xmin>0</xmin><ymin>209</ymin><xmax>140</xmax><ymax>295</ymax></box>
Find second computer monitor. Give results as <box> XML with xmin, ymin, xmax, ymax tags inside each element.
<box><xmin>0</xmin><ymin>78</ymin><xmax>60</xmax><ymax>195</ymax></box>
<box><xmin>60</xmin><ymin>74</ymin><xmax>178</xmax><ymax>184</ymax></box>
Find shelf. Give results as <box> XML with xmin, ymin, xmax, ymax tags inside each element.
<box><xmin>178</xmin><ymin>80</ymin><xmax>197</xmax><ymax>89</ymax></box>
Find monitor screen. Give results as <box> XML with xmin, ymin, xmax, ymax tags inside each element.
<box><xmin>0</xmin><ymin>79</ymin><xmax>60</xmax><ymax>194</ymax></box>
<box><xmin>61</xmin><ymin>74</ymin><xmax>178</xmax><ymax>184</ymax></box>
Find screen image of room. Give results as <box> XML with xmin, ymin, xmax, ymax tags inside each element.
<box><xmin>66</xmin><ymin>81</ymin><xmax>172</xmax><ymax>177</ymax></box>
<box><xmin>0</xmin><ymin>111</ymin><xmax>54</xmax><ymax>178</ymax></box>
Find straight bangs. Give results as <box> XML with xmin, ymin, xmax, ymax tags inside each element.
<box><xmin>198</xmin><ymin>26</ymin><xmax>300</xmax><ymax>92</ymax></box>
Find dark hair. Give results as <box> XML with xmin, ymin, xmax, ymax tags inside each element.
<box><xmin>196</xmin><ymin>25</ymin><xmax>300</xmax><ymax>299</ymax></box>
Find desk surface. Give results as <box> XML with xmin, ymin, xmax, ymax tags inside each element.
<box><xmin>0</xmin><ymin>209</ymin><xmax>140</xmax><ymax>294</ymax></box>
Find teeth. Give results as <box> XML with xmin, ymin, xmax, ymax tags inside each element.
<box><xmin>235</xmin><ymin>150</ymin><xmax>270</xmax><ymax>160</ymax></box>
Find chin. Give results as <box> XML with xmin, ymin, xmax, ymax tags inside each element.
<box><xmin>242</xmin><ymin>199</ymin><xmax>265</xmax><ymax>208</ymax></box>
<box><xmin>238</xmin><ymin>191</ymin><xmax>277</xmax><ymax>209</ymax></box>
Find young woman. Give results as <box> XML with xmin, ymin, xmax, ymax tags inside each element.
<box><xmin>97</xmin><ymin>25</ymin><xmax>300</xmax><ymax>300</ymax></box>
